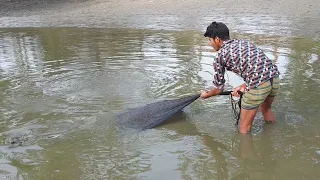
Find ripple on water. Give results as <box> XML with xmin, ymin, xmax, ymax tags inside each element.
<box><xmin>0</xmin><ymin>26</ymin><xmax>320</xmax><ymax>179</ymax></box>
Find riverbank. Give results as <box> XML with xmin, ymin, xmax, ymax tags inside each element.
<box><xmin>0</xmin><ymin>0</ymin><xmax>319</xmax><ymax>38</ymax></box>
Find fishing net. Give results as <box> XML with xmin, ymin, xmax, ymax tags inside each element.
<box><xmin>229</xmin><ymin>92</ymin><xmax>243</xmax><ymax>125</ymax></box>
<box><xmin>230</xmin><ymin>95</ymin><xmax>241</xmax><ymax>125</ymax></box>
<box><xmin>117</xmin><ymin>91</ymin><xmax>238</xmax><ymax>130</ymax></box>
<box><xmin>117</xmin><ymin>94</ymin><xmax>200</xmax><ymax>130</ymax></box>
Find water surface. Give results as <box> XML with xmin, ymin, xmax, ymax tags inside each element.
<box><xmin>0</xmin><ymin>27</ymin><xmax>319</xmax><ymax>179</ymax></box>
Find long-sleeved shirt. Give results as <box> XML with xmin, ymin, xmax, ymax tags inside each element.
<box><xmin>213</xmin><ymin>39</ymin><xmax>280</xmax><ymax>91</ymax></box>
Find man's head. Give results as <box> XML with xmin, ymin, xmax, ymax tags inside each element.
<box><xmin>204</xmin><ymin>22</ymin><xmax>230</xmax><ymax>51</ymax></box>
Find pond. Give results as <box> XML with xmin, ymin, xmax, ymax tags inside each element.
<box><xmin>0</xmin><ymin>27</ymin><xmax>319</xmax><ymax>179</ymax></box>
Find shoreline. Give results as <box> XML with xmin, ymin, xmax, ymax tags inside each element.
<box><xmin>0</xmin><ymin>0</ymin><xmax>319</xmax><ymax>39</ymax></box>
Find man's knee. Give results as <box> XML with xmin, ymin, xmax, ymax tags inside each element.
<box><xmin>239</xmin><ymin>108</ymin><xmax>258</xmax><ymax>133</ymax></box>
<box><xmin>260</xmin><ymin>103</ymin><xmax>271</xmax><ymax>113</ymax></box>
<box><xmin>260</xmin><ymin>97</ymin><xmax>275</xmax><ymax>112</ymax></box>
<box><xmin>239</xmin><ymin>123</ymin><xmax>252</xmax><ymax>134</ymax></box>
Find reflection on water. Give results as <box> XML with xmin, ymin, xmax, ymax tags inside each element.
<box><xmin>0</xmin><ymin>27</ymin><xmax>320</xmax><ymax>179</ymax></box>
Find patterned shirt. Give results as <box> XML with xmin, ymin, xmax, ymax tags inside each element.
<box><xmin>213</xmin><ymin>39</ymin><xmax>280</xmax><ymax>91</ymax></box>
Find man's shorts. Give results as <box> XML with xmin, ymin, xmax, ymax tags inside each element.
<box><xmin>241</xmin><ymin>76</ymin><xmax>280</xmax><ymax>110</ymax></box>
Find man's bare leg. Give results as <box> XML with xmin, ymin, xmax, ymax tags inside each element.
<box><xmin>259</xmin><ymin>97</ymin><xmax>275</xmax><ymax>123</ymax></box>
<box><xmin>239</xmin><ymin>133</ymin><xmax>258</xmax><ymax>160</ymax></box>
<box><xmin>239</xmin><ymin>107</ymin><xmax>259</xmax><ymax>134</ymax></box>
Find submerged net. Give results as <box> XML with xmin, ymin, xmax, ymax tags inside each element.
<box><xmin>117</xmin><ymin>94</ymin><xmax>200</xmax><ymax>130</ymax></box>
<box><xmin>117</xmin><ymin>91</ymin><xmax>241</xmax><ymax>131</ymax></box>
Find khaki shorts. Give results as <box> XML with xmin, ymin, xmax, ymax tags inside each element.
<box><xmin>241</xmin><ymin>76</ymin><xmax>280</xmax><ymax>110</ymax></box>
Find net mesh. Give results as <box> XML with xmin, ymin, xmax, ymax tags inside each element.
<box><xmin>117</xmin><ymin>94</ymin><xmax>200</xmax><ymax>130</ymax></box>
<box><xmin>229</xmin><ymin>94</ymin><xmax>242</xmax><ymax>125</ymax></box>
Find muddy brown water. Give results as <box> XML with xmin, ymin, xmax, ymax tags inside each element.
<box><xmin>0</xmin><ymin>1</ymin><xmax>320</xmax><ymax>179</ymax></box>
<box><xmin>0</xmin><ymin>27</ymin><xmax>319</xmax><ymax>180</ymax></box>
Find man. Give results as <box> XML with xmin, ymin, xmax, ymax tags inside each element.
<box><xmin>200</xmin><ymin>21</ymin><xmax>280</xmax><ymax>134</ymax></box>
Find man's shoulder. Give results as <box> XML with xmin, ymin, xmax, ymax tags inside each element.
<box><xmin>230</xmin><ymin>39</ymin><xmax>252</xmax><ymax>44</ymax></box>
<box><xmin>227</xmin><ymin>39</ymin><xmax>259</xmax><ymax>50</ymax></box>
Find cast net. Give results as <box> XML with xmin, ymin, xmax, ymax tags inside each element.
<box><xmin>117</xmin><ymin>94</ymin><xmax>200</xmax><ymax>130</ymax></box>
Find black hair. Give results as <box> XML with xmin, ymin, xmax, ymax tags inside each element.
<box><xmin>204</xmin><ymin>21</ymin><xmax>230</xmax><ymax>40</ymax></box>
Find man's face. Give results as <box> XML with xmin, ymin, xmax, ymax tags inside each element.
<box><xmin>209</xmin><ymin>37</ymin><xmax>221</xmax><ymax>51</ymax></box>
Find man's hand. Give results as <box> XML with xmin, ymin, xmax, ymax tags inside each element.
<box><xmin>200</xmin><ymin>87</ymin><xmax>223</xmax><ymax>99</ymax></box>
<box><xmin>232</xmin><ymin>83</ymin><xmax>246</xmax><ymax>97</ymax></box>
<box><xmin>200</xmin><ymin>90</ymin><xmax>210</xmax><ymax>99</ymax></box>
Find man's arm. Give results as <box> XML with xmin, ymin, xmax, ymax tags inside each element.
<box><xmin>200</xmin><ymin>87</ymin><xmax>223</xmax><ymax>99</ymax></box>
<box><xmin>200</xmin><ymin>51</ymin><xmax>226</xmax><ymax>99</ymax></box>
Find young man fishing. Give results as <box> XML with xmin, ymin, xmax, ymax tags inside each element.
<box><xmin>200</xmin><ymin>21</ymin><xmax>280</xmax><ymax>134</ymax></box>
